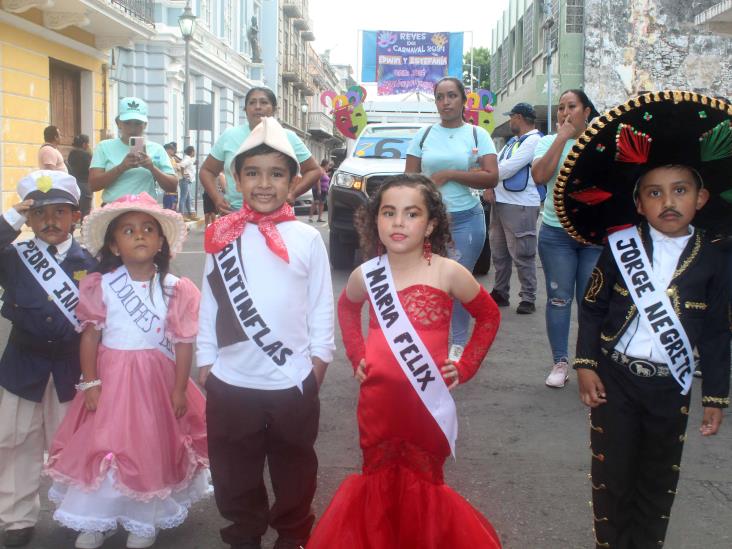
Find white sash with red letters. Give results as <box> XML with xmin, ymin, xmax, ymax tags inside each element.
<box><xmin>13</xmin><ymin>239</ymin><xmax>80</xmax><ymax>329</ymax></box>
<box><xmin>361</xmin><ymin>255</ymin><xmax>458</xmax><ymax>455</ymax></box>
<box><xmin>213</xmin><ymin>240</ymin><xmax>312</xmax><ymax>392</ymax></box>
<box><xmin>608</xmin><ymin>226</ymin><xmax>695</xmax><ymax>394</ymax></box>
<box><xmin>101</xmin><ymin>266</ymin><xmax>175</xmax><ymax>360</ymax></box>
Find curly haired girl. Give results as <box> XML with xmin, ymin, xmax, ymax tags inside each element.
<box><xmin>307</xmin><ymin>174</ymin><xmax>504</xmax><ymax>548</ymax></box>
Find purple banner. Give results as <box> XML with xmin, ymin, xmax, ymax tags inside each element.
<box><xmin>376</xmin><ymin>31</ymin><xmax>450</xmax><ymax>96</ymax></box>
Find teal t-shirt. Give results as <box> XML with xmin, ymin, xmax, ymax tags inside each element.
<box><xmin>532</xmin><ymin>134</ymin><xmax>576</xmax><ymax>228</ymax></box>
<box><xmin>407</xmin><ymin>123</ymin><xmax>497</xmax><ymax>213</ymax></box>
<box><xmin>210</xmin><ymin>124</ymin><xmax>312</xmax><ymax>211</ymax></box>
<box><xmin>90</xmin><ymin>138</ymin><xmax>175</xmax><ymax>203</ymax></box>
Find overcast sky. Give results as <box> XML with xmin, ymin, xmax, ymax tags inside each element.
<box><xmin>310</xmin><ymin>0</ymin><xmax>510</xmax><ymax>75</ymax></box>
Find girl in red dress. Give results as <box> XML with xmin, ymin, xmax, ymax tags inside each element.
<box><xmin>308</xmin><ymin>174</ymin><xmax>502</xmax><ymax>548</ymax></box>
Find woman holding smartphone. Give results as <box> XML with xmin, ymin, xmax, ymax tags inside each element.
<box><xmin>89</xmin><ymin>97</ymin><xmax>177</xmax><ymax>204</ymax></box>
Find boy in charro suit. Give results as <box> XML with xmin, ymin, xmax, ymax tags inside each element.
<box><xmin>0</xmin><ymin>171</ymin><xmax>97</xmax><ymax>547</ymax></box>
<box><xmin>553</xmin><ymin>91</ymin><xmax>731</xmax><ymax>549</ymax></box>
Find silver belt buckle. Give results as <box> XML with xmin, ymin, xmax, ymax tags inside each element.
<box><xmin>628</xmin><ymin>359</ymin><xmax>658</xmax><ymax>377</ymax></box>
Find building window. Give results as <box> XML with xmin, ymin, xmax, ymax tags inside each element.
<box><xmin>514</xmin><ymin>20</ymin><xmax>523</xmax><ymax>75</ymax></box>
<box><xmin>491</xmin><ymin>50</ymin><xmax>501</xmax><ymax>90</ymax></box>
<box><xmin>500</xmin><ymin>43</ymin><xmax>509</xmax><ymax>88</ymax></box>
<box><xmin>550</xmin><ymin>0</ymin><xmax>559</xmax><ymax>50</ymax></box>
<box><xmin>566</xmin><ymin>0</ymin><xmax>584</xmax><ymax>34</ymax></box>
<box><xmin>523</xmin><ymin>4</ymin><xmax>534</xmax><ymax>70</ymax></box>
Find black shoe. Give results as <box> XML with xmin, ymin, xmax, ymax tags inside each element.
<box><xmin>3</xmin><ymin>527</ymin><xmax>34</xmax><ymax>548</ymax></box>
<box><xmin>273</xmin><ymin>538</ymin><xmax>307</xmax><ymax>549</ymax></box>
<box><xmin>230</xmin><ymin>542</ymin><xmax>262</xmax><ymax>549</ymax></box>
<box><xmin>489</xmin><ymin>289</ymin><xmax>510</xmax><ymax>307</ymax></box>
<box><xmin>516</xmin><ymin>301</ymin><xmax>536</xmax><ymax>314</ymax></box>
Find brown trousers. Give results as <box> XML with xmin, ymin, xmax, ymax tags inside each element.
<box><xmin>206</xmin><ymin>373</ymin><xmax>320</xmax><ymax>545</ymax></box>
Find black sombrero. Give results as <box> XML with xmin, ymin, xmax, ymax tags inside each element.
<box><xmin>555</xmin><ymin>91</ymin><xmax>732</xmax><ymax>245</ymax></box>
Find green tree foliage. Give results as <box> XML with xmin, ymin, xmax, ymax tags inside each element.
<box><xmin>463</xmin><ymin>47</ymin><xmax>491</xmax><ymax>90</ymax></box>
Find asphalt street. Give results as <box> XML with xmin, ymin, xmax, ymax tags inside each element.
<box><xmin>3</xmin><ymin>219</ymin><xmax>731</xmax><ymax>549</ymax></box>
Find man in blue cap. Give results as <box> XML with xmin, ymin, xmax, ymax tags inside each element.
<box><xmin>0</xmin><ymin>171</ymin><xmax>97</xmax><ymax>547</ymax></box>
<box><xmin>487</xmin><ymin>102</ymin><xmax>543</xmax><ymax>314</ymax></box>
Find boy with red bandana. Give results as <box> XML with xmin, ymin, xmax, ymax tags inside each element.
<box><xmin>197</xmin><ymin>118</ymin><xmax>335</xmax><ymax>549</ymax></box>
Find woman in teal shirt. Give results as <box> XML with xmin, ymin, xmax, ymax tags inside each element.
<box><xmin>406</xmin><ymin>77</ymin><xmax>499</xmax><ymax>361</ymax></box>
<box><xmin>89</xmin><ymin>97</ymin><xmax>177</xmax><ymax>204</ymax></box>
<box><xmin>199</xmin><ymin>87</ymin><xmax>321</xmax><ymax>213</ymax></box>
<box><xmin>532</xmin><ymin>89</ymin><xmax>602</xmax><ymax>389</ymax></box>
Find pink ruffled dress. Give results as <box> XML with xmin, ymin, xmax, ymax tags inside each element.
<box><xmin>45</xmin><ymin>271</ymin><xmax>210</xmax><ymax>538</ymax></box>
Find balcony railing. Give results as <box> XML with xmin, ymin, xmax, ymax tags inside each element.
<box><xmin>308</xmin><ymin>111</ymin><xmax>334</xmax><ymax>138</ymax></box>
<box><xmin>282</xmin><ymin>55</ymin><xmax>304</xmax><ymax>83</ymax></box>
<box><xmin>111</xmin><ymin>0</ymin><xmax>154</xmax><ymax>24</ymax></box>
<box><xmin>282</xmin><ymin>0</ymin><xmax>303</xmax><ymax>18</ymax></box>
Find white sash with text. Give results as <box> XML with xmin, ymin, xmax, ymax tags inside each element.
<box><xmin>608</xmin><ymin>227</ymin><xmax>695</xmax><ymax>394</ymax></box>
<box><xmin>361</xmin><ymin>255</ymin><xmax>458</xmax><ymax>455</ymax></box>
<box><xmin>213</xmin><ymin>241</ymin><xmax>312</xmax><ymax>391</ymax></box>
<box><xmin>13</xmin><ymin>239</ymin><xmax>80</xmax><ymax>329</ymax></box>
<box><xmin>102</xmin><ymin>267</ymin><xmax>175</xmax><ymax>360</ymax></box>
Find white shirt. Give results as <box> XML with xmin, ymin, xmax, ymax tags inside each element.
<box><xmin>102</xmin><ymin>273</ymin><xmax>177</xmax><ymax>351</ymax></box>
<box><xmin>178</xmin><ymin>155</ymin><xmax>196</xmax><ymax>180</ymax></box>
<box><xmin>495</xmin><ymin>129</ymin><xmax>542</xmax><ymax>207</ymax></box>
<box><xmin>197</xmin><ymin>220</ymin><xmax>335</xmax><ymax>390</ymax></box>
<box><xmin>615</xmin><ymin>225</ymin><xmax>694</xmax><ymax>361</ymax></box>
<box><xmin>3</xmin><ymin>208</ymin><xmax>72</xmax><ymax>262</ymax></box>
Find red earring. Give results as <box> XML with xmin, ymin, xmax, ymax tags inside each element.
<box><xmin>423</xmin><ymin>239</ymin><xmax>432</xmax><ymax>265</ymax></box>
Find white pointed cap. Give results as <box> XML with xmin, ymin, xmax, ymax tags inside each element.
<box><xmin>230</xmin><ymin>117</ymin><xmax>300</xmax><ymax>175</ymax></box>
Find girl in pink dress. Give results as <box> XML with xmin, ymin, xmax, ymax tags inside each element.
<box><xmin>45</xmin><ymin>193</ymin><xmax>209</xmax><ymax>549</ymax></box>
<box><xmin>307</xmin><ymin>174</ymin><xmax>502</xmax><ymax>548</ymax></box>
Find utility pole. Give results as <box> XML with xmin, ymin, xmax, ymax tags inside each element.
<box><xmin>543</xmin><ymin>0</ymin><xmax>555</xmax><ymax>134</ymax></box>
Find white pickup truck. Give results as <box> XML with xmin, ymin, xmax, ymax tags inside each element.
<box><xmin>326</xmin><ymin>122</ymin><xmax>429</xmax><ymax>269</ymax></box>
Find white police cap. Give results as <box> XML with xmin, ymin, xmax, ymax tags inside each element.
<box><xmin>17</xmin><ymin>170</ymin><xmax>80</xmax><ymax>208</ymax></box>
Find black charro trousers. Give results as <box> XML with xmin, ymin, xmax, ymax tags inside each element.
<box><xmin>590</xmin><ymin>356</ymin><xmax>690</xmax><ymax>549</ymax></box>
<box><xmin>206</xmin><ymin>372</ymin><xmax>320</xmax><ymax>545</ymax></box>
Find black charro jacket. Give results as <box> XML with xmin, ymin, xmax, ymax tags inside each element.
<box><xmin>574</xmin><ymin>222</ymin><xmax>731</xmax><ymax>408</ymax></box>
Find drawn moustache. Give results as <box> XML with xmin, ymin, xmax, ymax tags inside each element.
<box><xmin>660</xmin><ymin>209</ymin><xmax>682</xmax><ymax>218</ymax></box>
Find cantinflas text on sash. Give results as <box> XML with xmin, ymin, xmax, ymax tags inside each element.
<box><xmin>362</xmin><ymin>255</ymin><xmax>458</xmax><ymax>454</ymax></box>
<box><xmin>213</xmin><ymin>240</ymin><xmax>312</xmax><ymax>391</ymax></box>
<box><xmin>13</xmin><ymin>239</ymin><xmax>80</xmax><ymax>328</ymax></box>
<box><xmin>608</xmin><ymin>227</ymin><xmax>696</xmax><ymax>394</ymax></box>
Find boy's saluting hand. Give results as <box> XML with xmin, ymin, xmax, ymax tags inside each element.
<box><xmin>13</xmin><ymin>199</ymin><xmax>34</xmax><ymax>215</ymax></box>
<box><xmin>577</xmin><ymin>369</ymin><xmax>607</xmax><ymax>407</ymax></box>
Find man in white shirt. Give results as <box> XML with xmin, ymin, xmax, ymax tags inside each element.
<box><xmin>487</xmin><ymin>103</ymin><xmax>543</xmax><ymax>314</ymax></box>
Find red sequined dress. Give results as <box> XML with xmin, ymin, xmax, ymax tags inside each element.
<box><xmin>307</xmin><ymin>285</ymin><xmax>502</xmax><ymax>549</ymax></box>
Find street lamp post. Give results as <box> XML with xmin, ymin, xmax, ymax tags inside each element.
<box><xmin>178</xmin><ymin>3</ymin><xmax>196</xmax><ymax>149</ymax></box>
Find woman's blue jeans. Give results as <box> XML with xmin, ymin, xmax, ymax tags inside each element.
<box><xmin>537</xmin><ymin>223</ymin><xmax>602</xmax><ymax>363</ymax></box>
<box><xmin>178</xmin><ymin>177</ymin><xmax>194</xmax><ymax>215</ymax></box>
<box><xmin>448</xmin><ymin>203</ymin><xmax>486</xmax><ymax>346</ymax></box>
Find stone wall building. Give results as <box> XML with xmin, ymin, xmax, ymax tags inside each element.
<box><xmin>584</xmin><ymin>0</ymin><xmax>732</xmax><ymax>111</ymax></box>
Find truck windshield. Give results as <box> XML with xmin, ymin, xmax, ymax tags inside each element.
<box><xmin>353</xmin><ymin>136</ymin><xmax>414</xmax><ymax>159</ymax></box>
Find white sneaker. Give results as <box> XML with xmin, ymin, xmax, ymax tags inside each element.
<box><xmin>448</xmin><ymin>344</ymin><xmax>464</xmax><ymax>362</ymax></box>
<box><xmin>127</xmin><ymin>531</ymin><xmax>158</xmax><ymax>549</ymax></box>
<box><xmin>545</xmin><ymin>361</ymin><xmax>570</xmax><ymax>388</ymax></box>
<box><xmin>75</xmin><ymin>530</ymin><xmax>115</xmax><ymax>549</ymax></box>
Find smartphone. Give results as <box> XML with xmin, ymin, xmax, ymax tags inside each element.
<box><xmin>130</xmin><ymin>136</ymin><xmax>145</xmax><ymax>153</ymax></box>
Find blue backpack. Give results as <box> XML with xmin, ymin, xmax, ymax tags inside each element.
<box><xmin>499</xmin><ymin>131</ymin><xmax>545</xmax><ymax>200</ymax></box>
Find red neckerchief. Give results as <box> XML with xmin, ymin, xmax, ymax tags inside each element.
<box><xmin>204</xmin><ymin>202</ymin><xmax>296</xmax><ymax>262</ymax></box>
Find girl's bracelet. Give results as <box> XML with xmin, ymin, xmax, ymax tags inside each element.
<box><xmin>75</xmin><ymin>379</ymin><xmax>102</xmax><ymax>391</ymax></box>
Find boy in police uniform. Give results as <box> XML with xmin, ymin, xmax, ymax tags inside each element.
<box><xmin>0</xmin><ymin>171</ymin><xmax>97</xmax><ymax>547</ymax></box>
<box><xmin>553</xmin><ymin>92</ymin><xmax>732</xmax><ymax>549</ymax></box>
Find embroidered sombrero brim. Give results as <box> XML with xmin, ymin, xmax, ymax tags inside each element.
<box><xmin>81</xmin><ymin>192</ymin><xmax>188</xmax><ymax>257</ymax></box>
<box><xmin>555</xmin><ymin>91</ymin><xmax>732</xmax><ymax>245</ymax></box>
